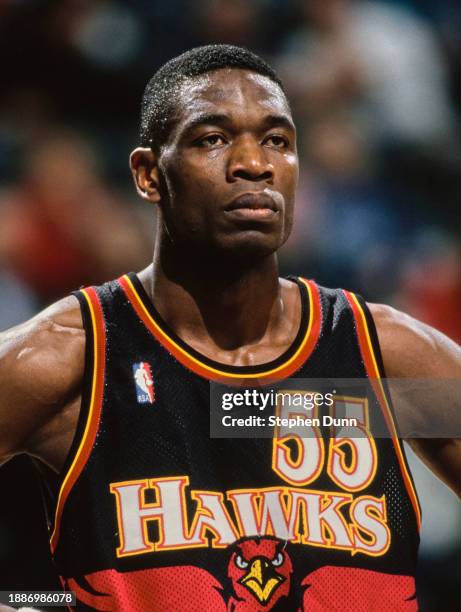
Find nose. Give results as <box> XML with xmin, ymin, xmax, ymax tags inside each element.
<box><xmin>227</xmin><ymin>136</ymin><xmax>274</xmax><ymax>183</ymax></box>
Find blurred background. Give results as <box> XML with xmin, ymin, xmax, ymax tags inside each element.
<box><xmin>0</xmin><ymin>0</ymin><xmax>459</xmax><ymax>609</ymax></box>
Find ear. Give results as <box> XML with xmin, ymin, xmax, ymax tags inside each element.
<box><xmin>129</xmin><ymin>147</ymin><xmax>161</xmax><ymax>203</ymax></box>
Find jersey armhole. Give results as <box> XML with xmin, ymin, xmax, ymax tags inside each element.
<box><xmin>49</xmin><ymin>287</ymin><xmax>106</xmax><ymax>554</ymax></box>
<box><xmin>344</xmin><ymin>290</ymin><xmax>422</xmax><ymax>530</ymax></box>
<box><xmin>355</xmin><ymin>295</ymin><xmax>387</xmax><ymax>378</ymax></box>
<box><xmin>55</xmin><ymin>291</ymin><xmax>95</xmax><ymax>483</ymax></box>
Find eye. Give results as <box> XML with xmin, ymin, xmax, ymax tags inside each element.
<box><xmin>235</xmin><ymin>554</ymin><xmax>249</xmax><ymax>569</ymax></box>
<box><xmin>264</xmin><ymin>135</ymin><xmax>288</xmax><ymax>149</ymax></box>
<box><xmin>272</xmin><ymin>552</ymin><xmax>284</xmax><ymax>567</ymax></box>
<box><xmin>197</xmin><ymin>134</ymin><xmax>226</xmax><ymax>147</ymax></box>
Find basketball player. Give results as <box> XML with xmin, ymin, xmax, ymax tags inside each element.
<box><xmin>0</xmin><ymin>46</ymin><xmax>460</xmax><ymax>611</ymax></box>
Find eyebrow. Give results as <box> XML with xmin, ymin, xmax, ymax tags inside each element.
<box><xmin>184</xmin><ymin>113</ymin><xmax>231</xmax><ymax>132</ymax></box>
<box><xmin>183</xmin><ymin>112</ymin><xmax>295</xmax><ymax>133</ymax></box>
<box><xmin>261</xmin><ymin>114</ymin><xmax>295</xmax><ymax>132</ymax></box>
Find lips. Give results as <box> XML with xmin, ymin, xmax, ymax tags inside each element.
<box><xmin>225</xmin><ymin>192</ymin><xmax>278</xmax><ymax>212</ymax></box>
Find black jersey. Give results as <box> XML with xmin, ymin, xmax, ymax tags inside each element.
<box><xmin>48</xmin><ymin>273</ymin><xmax>420</xmax><ymax>611</ymax></box>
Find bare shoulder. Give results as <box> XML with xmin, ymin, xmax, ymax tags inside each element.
<box><xmin>368</xmin><ymin>302</ymin><xmax>461</xmax><ymax>378</ymax></box>
<box><xmin>0</xmin><ymin>295</ymin><xmax>85</xmax><ymax>461</ymax></box>
<box><xmin>0</xmin><ymin>295</ymin><xmax>85</xmax><ymax>399</ymax></box>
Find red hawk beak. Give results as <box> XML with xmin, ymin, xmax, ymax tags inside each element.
<box><xmin>239</xmin><ymin>558</ymin><xmax>284</xmax><ymax>604</ymax></box>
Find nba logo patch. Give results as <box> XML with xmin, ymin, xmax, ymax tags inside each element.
<box><xmin>132</xmin><ymin>362</ymin><xmax>155</xmax><ymax>404</ymax></box>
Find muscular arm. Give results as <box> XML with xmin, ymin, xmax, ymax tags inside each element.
<box><xmin>0</xmin><ymin>297</ymin><xmax>85</xmax><ymax>472</ymax></box>
<box><xmin>370</xmin><ymin>303</ymin><xmax>461</xmax><ymax>497</ymax></box>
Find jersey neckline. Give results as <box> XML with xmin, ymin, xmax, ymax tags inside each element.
<box><xmin>120</xmin><ymin>272</ymin><xmax>322</xmax><ymax>381</ymax></box>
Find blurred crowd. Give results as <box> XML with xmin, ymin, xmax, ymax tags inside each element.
<box><xmin>0</xmin><ymin>0</ymin><xmax>460</xmax><ymax>609</ymax></box>
<box><xmin>0</xmin><ymin>0</ymin><xmax>460</xmax><ymax>341</ymax></box>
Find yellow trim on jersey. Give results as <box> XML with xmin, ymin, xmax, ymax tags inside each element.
<box><xmin>50</xmin><ymin>288</ymin><xmax>103</xmax><ymax>552</ymax></box>
<box><xmin>350</xmin><ymin>293</ymin><xmax>422</xmax><ymax>530</ymax></box>
<box><xmin>124</xmin><ymin>275</ymin><xmax>315</xmax><ymax>379</ymax></box>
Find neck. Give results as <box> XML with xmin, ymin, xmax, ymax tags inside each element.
<box><xmin>148</xmin><ymin>233</ymin><xmax>282</xmax><ymax>352</ymax></box>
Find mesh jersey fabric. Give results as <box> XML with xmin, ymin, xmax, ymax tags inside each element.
<box><xmin>46</xmin><ymin>274</ymin><xmax>420</xmax><ymax>611</ymax></box>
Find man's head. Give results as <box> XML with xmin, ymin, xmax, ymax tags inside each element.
<box><xmin>131</xmin><ymin>45</ymin><xmax>298</xmax><ymax>262</ymax></box>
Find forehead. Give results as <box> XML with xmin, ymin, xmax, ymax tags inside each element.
<box><xmin>175</xmin><ymin>68</ymin><xmax>291</xmax><ymax>125</ymax></box>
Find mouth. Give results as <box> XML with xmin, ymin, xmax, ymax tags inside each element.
<box><xmin>224</xmin><ymin>192</ymin><xmax>279</xmax><ymax>221</ymax></box>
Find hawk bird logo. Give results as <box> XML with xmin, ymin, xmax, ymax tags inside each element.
<box><xmin>227</xmin><ymin>537</ymin><xmax>293</xmax><ymax>609</ymax></box>
<box><xmin>66</xmin><ymin>537</ymin><xmax>417</xmax><ymax>610</ymax></box>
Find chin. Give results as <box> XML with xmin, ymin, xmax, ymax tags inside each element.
<box><xmin>218</xmin><ymin>232</ymin><xmax>283</xmax><ymax>261</ymax></box>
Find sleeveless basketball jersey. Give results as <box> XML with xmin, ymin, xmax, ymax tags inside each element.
<box><xmin>48</xmin><ymin>274</ymin><xmax>420</xmax><ymax>611</ymax></box>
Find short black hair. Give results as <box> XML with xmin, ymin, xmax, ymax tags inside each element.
<box><xmin>139</xmin><ymin>44</ymin><xmax>285</xmax><ymax>148</ymax></box>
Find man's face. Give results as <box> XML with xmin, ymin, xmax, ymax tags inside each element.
<box><xmin>157</xmin><ymin>68</ymin><xmax>298</xmax><ymax>260</ymax></box>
